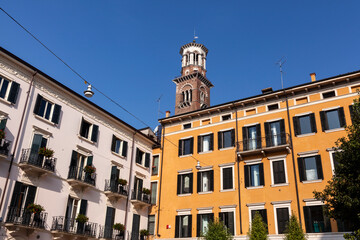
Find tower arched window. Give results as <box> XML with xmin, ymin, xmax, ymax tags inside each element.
<box><xmin>182</xmin><ymin>89</ymin><xmax>192</xmax><ymax>103</ymax></box>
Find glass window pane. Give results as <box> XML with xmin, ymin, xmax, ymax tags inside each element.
<box><xmin>152</xmin><ymin>156</ymin><xmax>159</xmax><ymax>175</ymax></box>
<box><xmin>201</xmin><ymin>215</ymin><xmax>210</xmax><ymax>234</ymax></box>
<box><xmin>151</xmin><ymin>182</ymin><xmax>157</xmax><ymax>204</ymax></box>
<box><xmin>250</xmin><ymin>164</ymin><xmax>260</xmax><ymax>186</ymax></box>
<box><xmin>305</xmin><ymin>156</ymin><xmax>318</xmax><ymax>180</ymax></box>
<box><xmin>201</xmin><ymin>172</ymin><xmax>209</xmax><ymax>192</ymax></box>
<box><xmin>202</xmin><ymin>135</ymin><xmax>210</xmax><ymax>152</ymax></box>
<box><xmin>115</xmin><ymin>139</ymin><xmax>121</xmax><ymax>153</ymax></box>
<box><xmin>184</xmin><ymin>139</ymin><xmax>191</xmax><ymax>155</ymax></box>
<box><xmin>270</xmin><ymin>121</ymin><xmax>281</xmax><ymax>146</ymax></box>
<box><xmin>183</xmin><ymin>175</ymin><xmax>190</xmax><ymax>193</ymax></box>
<box><xmin>299</xmin><ymin>115</ymin><xmax>312</xmax><ymax>134</ymax></box>
<box><xmin>248</xmin><ymin>126</ymin><xmax>257</xmax><ymax>150</ymax></box>
<box><xmin>326</xmin><ymin>110</ymin><xmax>341</xmax><ymax>129</ymax></box>
<box><xmin>44</xmin><ymin>102</ymin><xmax>52</xmax><ymax>120</ymax></box>
<box><xmin>38</xmin><ymin>99</ymin><xmax>47</xmax><ymax>117</ymax></box>
<box><xmin>223</xmin><ymin>131</ymin><xmax>232</xmax><ymax>148</ymax></box>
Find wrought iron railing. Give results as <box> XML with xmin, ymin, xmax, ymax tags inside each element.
<box><xmin>51</xmin><ymin>216</ymin><xmax>97</xmax><ymax>237</ymax></box>
<box><xmin>67</xmin><ymin>166</ymin><xmax>96</xmax><ymax>186</ymax></box>
<box><xmin>104</xmin><ymin>180</ymin><xmax>128</xmax><ymax>197</ymax></box>
<box><xmin>237</xmin><ymin>133</ymin><xmax>290</xmax><ymax>152</ymax></box>
<box><xmin>0</xmin><ymin>139</ymin><xmax>11</xmax><ymax>156</ymax></box>
<box><xmin>131</xmin><ymin>190</ymin><xmax>150</xmax><ymax>204</ymax></box>
<box><xmin>98</xmin><ymin>225</ymin><xmax>124</xmax><ymax>239</ymax></box>
<box><xmin>20</xmin><ymin>148</ymin><xmax>56</xmax><ymax>172</ymax></box>
<box><xmin>6</xmin><ymin>206</ymin><xmax>47</xmax><ymax>229</ymax></box>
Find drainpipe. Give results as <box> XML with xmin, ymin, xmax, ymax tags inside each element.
<box><xmin>284</xmin><ymin>90</ymin><xmax>302</xmax><ymax>225</ymax></box>
<box><xmin>156</xmin><ymin>124</ymin><xmax>165</xmax><ymax>238</ymax></box>
<box><xmin>124</xmin><ymin>131</ymin><xmax>137</xmax><ymax>240</ymax></box>
<box><xmin>0</xmin><ymin>71</ymin><xmax>37</xmax><ymax>214</ymax></box>
<box><xmin>233</xmin><ymin>103</ymin><xmax>243</xmax><ymax>234</ymax></box>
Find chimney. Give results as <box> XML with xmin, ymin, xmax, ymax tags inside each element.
<box><xmin>165</xmin><ymin>111</ymin><xmax>171</xmax><ymax>117</ymax></box>
<box><xmin>310</xmin><ymin>73</ymin><xmax>316</xmax><ymax>82</ymax></box>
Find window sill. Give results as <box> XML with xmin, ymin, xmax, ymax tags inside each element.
<box><xmin>78</xmin><ymin>135</ymin><xmax>95</xmax><ymax>144</ymax></box>
<box><xmin>325</xmin><ymin>128</ymin><xmax>345</xmax><ymax>133</ymax></box>
<box><xmin>219</xmin><ymin>146</ymin><xmax>235</xmax><ymax>151</ymax></box>
<box><xmin>111</xmin><ymin>151</ymin><xmax>126</xmax><ymax>159</ymax></box>
<box><xmin>198</xmin><ymin>150</ymin><xmax>213</xmax><ymax>155</ymax></box>
<box><xmin>296</xmin><ymin>133</ymin><xmax>315</xmax><ymax>137</ymax></box>
<box><xmin>302</xmin><ymin>179</ymin><xmax>322</xmax><ymax>184</ymax></box>
<box><xmin>246</xmin><ymin>186</ymin><xmax>264</xmax><ymax>190</ymax></box>
<box><xmin>179</xmin><ymin>154</ymin><xmax>193</xmax><ymax>158</ymax></box>
<box><xmin>136</xmin><ymin>163</ymin><xmax>149</xmax><ymax>171</ymax></box>
<box><xmin>177</xmin><ymin>193</ymin><xmax>191</xmax><ymax>197</ymax></box>
<box><xmin>198</xmin><ymin>191</ymin><xmax>213</xmax><ymax>195</ymax></box>
<box><xmin>220</xmin><ymin>189</ymin><xmax>235</xmax><ymax>192</ymax></box>
<box><xmin>0</xmin><ymin>97</ymin><xmax>13</xmax><ymax>106</ymax></box>
<box><xmin>34</xmin><ymin>114</ymin><xmax>56</xmax><ymax>126</ymax></box>
<box><xmin>271</xmin><ymin>183</ymin><xmax>289</xmax><ymax>187</ymax></box>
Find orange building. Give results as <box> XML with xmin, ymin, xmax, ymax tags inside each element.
<box><xmin>149</xmin><ymin>41</ymin><xmax>359</xmax><ymax>239</ymax></box>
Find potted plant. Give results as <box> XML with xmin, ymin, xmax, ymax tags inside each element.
<box><xmin>83</xmin><ymin>165</ymin><xmax>96</xmax><ymax>174</ymax></box>
<box><xmin>113</xmin><ymin>223</ymin><xmax>125</xmax><ymax>236</ymax></box>
<box><xmin>26</xmin><ymin>203</ymin><xmax>44</xmax><ymax>214</ymax></box>
<box><xmin>38</xmin><ymin>147</ymin><xmax>54</xmax><ymax>157</ymax></box>
<box><xmin>118</xmin><ymin>178</ymin><xmax>127</xmax><ymax>186</ymax></box>
<box><xmin>142</xmin><ymin>188</ymin><xmax>151</xmax><ymax>195</ymax></box>
<box><xmin>140</xmin><ymin>229</ymin><xmax>149</xmax><ymax>240</ymax></box>
<box><xmin>0</xmin><ymin>129</ymin><xmax>5</xmax><ymax>140</ymax></box>
<box><xmin>75</xmin><ymin>213</ymin><xmax>89</xmax><ymax>224</ymax></box>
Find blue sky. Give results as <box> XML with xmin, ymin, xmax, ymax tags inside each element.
<box><xmin>1</xmin><ymin>1</ymin><xmax>360</xmax><ymax>129</ymax></box>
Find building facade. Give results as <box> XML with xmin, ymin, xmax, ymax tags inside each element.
<box><xmin>0</xmin><ymin>47</ymin><xmax>156</xmax><ymax>240</ymax></box>
<box><xmin>151</xmin><ymin>41</ymin><xmax>360</xmax><ymax>239</ymax></box>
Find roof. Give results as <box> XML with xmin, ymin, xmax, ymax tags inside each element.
<box><xmin>0</xmin><ymin>46</ymin><xmax>157</xmax><ymax>144</ymax></box>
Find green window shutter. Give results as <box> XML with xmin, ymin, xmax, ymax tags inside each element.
<box><xmin>111</xmin><ymin>135</ymin><xmax>116</xmax><ymax>152</ymax></box>
<box><xmin>310</xmin><ymin>113</ymin><xmax>317</xmax><ymax>133</ymax></box>
<box><xmin>91</xmin><ymin>124</ymin><xmax>99</xmax><ymax>142</ymax></box>
<box><xmin>7</xmin><ymin>82</ymin><xmax>20</xmax><ymax>104</ymax></box>
<box><xmin>122</xmin><ymin>141</ymin><xmax>128</xmax><ymax>157</ymax></box>
<box><xmin>87</xmin><ymin>156</ymin><xmax>93</xmax><ymax>166</ymax></box>
<box><xmin>79</xmin><ymin>199</ymin><xmax>88</xmax><ymax>215</ymax></box>
<box><xmin>33</xmin><ymin>94</ymin><xmax>43</xmax><ymax>115</ymax></box>
<box><xmin>70</xmin><ymin>150</ymin><xmax>78</xmax><ymax>166</ymax></box>
<box><xmin>293</xmin><ymin>116</ymin><xmax>300</xmax><ymax>136</ymax></box>
<box><xmin>0</xmin><ymin>118</ymin><xmax>7</xmax><ymax>131</ymax></box>
<box><xmin>51</xmin><ymin>104</ymin><xmax>62</xmax><ymax>124</ymax></box>
<box><xmin>145</xmin><ymin>153</ymin><xmax>150</xmax><ymax>168</ymax></box>
<box><xmin>319</xmin><ymin>111</ymin><xmax>327</xmax><ymax>131</ymax></box>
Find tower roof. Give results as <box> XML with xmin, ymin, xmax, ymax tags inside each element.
<box><xmin>180</xmin><ymin>42</ymin><xmax>208</xmax><ymax>55</ymax></box>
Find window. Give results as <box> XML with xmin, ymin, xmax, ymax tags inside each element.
<box><xmin>298</xmin><ymin>155</ymin><xmax>323</xmax><ymax>182</ymax></box>
<box><xmin>201</xmin><ymin>119</ymin><xmax>211</xmax><ymax>125</ymax></box>
<box><xmin>197</xmin><ymin>213</ymin><xmax>214</xmax><ymax>236</ymax></box>
<box><xmin>322</xmin><ymin>90</ymin><xmax>336</xmax><ymax>99</ymax></box>
<box><xmin>175</xmin><ymin>215</ymin><xmax>192</xmax><ymax>238</ymax></box>
<box><xmin>177</xmin><ymin>173</ymin><xmax>193</xmax><ymax>195</ymax></box>
<box><xmin>150</xmin><ymin>182</ymin><xmax>157</xmax><ymax>205</ymax></box>
<box><xmin>296</xmin><ymin>97</ymin><xmax>308</xmax><ymax>105</ymax></box>
<box><xmin>218</xmin><ymin>129</ymin><xmax>235</xmax><ymax>149</ymax></box>
<box><xmin>267</xmin><ymin>103</ymin><xmax>279</xmax><ymax>111</ymax></box>
<box><xmin>246</xmin><ymin>108</ymin><xmax>256</xmax><ymax>116</ymax></box>
<box><xmin>303</xmin><ymin>205</ymin><xmax>331</xmax><ymax>233</ymax></box>
<box><xmin>221</xmin><ymin>166</ymin><xmax>233</xmax><ymax>190</ymax></box>
<box><xmin>275</xmin><ymin>207</ymin><xmax>290</xmax><ymax>234</ymax></box>
<box><xmin>264</xmin><ymin>119</ymin><xmax>286</xmax><ymax>147</ymax></box>
<box><xmin>27</xmin><ymin>133</ymin><xmax>52</xmax><ymax>169</ymax></box>
<box><xmin>183</xmin><ymin>123</ymin><xmax>191</xmax><ymax>129</ymax></box>
<box><xmin>197</xmin><ymin>134</ymin><xmax>213</xmax><ymax>153</ymax></box>
<box><xmin>136</xmin><ymin>148</ymin><xmax>150</xmax><ymax>168</ymax></box>
<box><xmin>104</xmin><ymin>207</ymin><xmax>116</xmax><ymax>238</ymax></box>
<box><xmin>152</xmin><ymin>155</ymin><xmax>159</xmax><ymax>175</ymax></box>
<box><xmin>320</xmin><ymin>107</ymin><xmax>346</xmax><ymax>131</ymax></box>
<box><xmin>178</xmin><ymin>137</ymin><xmax>194</xmax><ymax>156</ymax></box>
<box><xmin>79</xmin><ymin>118</ymin><xmax>99</xmax><ymax>142</ymax></box>
<box><xmin>293</xmin><ymin>113</ymin><xmax>317</xmax><ymax>136</ymax></box>
<box><xmin>111</xmin><ymin>135</ymin><xmax>128</xmax><ymax>157</ymax></box>
<box><xmin>68</xmin><ymin>150</ymin><xmax>95</xmax><ymax>185</ymax></box>
<box><xmin>197</xmin><ymin>170</ymin><xmax>214</xmax><ymax>193</ymax></box>
<box><xmin>251</xmin><ymin>209</ymin><xmax>268</xmax><ymax>228</ymax></box>
<box><xmin>8</xmin><ymin>181</ymin><xmax>37</xmax><ymax>212</ymax></box>
<box><xmin>219</xmin><ymin>212</ymin><xmax>235</xmax><ymax>235</ymax></box>
<box><xmin>222</xmin><ymin>114</ymin><xmax>231</xmax><ymax>121</ymax></box>
<box><xmin>242</xmin><ymin>124</ymin><xmax>261</xmax><ymax>151</ymax></box>
<box><xmin>271</xmin><ymin>160</ymin><xmax>287</xmax><ymax>185</ymax></box>
<box><xmin>245</xmin><ymin>163</ymin><xmax>264</xmax><ymax>187</ymax></box>
<box><xmin>0</xmin><ymin>76</ymin><xmax>20</xmax><ymax>104</ymax></box>
<box><xmin>33</xmin><ymin>94</ymin><xmax>62</xmax><ymax>124</ymax></box>
<box><xmin>64</xmin><ymin>197</ymin><xmax>88</xmax><ymax>231</ymax></box>
<box><xmin>133</xmin><ymin>177</ymin><xmax>143</xmax><ymax>200</ymax></box>
<box><xmin>148</xmin><ymin>215</ymin><xmax>155</xmax><ymax>235</ymax></box>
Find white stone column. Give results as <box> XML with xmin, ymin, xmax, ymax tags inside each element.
<box><xmin>203</xmin><ymin>58</ymin><xmax>206</xmax><ymax>69</ymax></box>
<box><xmin>182</xmin><ymin>55</ymin><xmax>186</xmax><ymax>67</ymax></box>
<box><xmin>198</xmin><ymin>54</ymin><xmax>202</xmax><ymax>66</ymax></box>
<box><xmin>190</xmin><ymin>53</ymin><xmax>194</xmax><ymax>65</ymax></box>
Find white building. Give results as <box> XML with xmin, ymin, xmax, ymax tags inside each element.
<box><xmin>0</xmin><ymin>47</ymin><xmax>157</xmax><ymax>240</ymax></box>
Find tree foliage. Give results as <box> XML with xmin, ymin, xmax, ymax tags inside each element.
<box><xmin>202</xmin><ymin>219</ymin><xmax>233</xmax><ymax>240</ymax></box>
<box><xmin>248</xmin><ymin>212</ymin><xmax>268</xmax><ymax>240</ymax></box>
<box><xmin>314</xmin><ymin>97</ymin><xmax>360</xmax><ymax>234</ymax></box>
<box><xmin>284</xmin><ymin>214</ymin><xmax>307</xmax><ymax>240</ymax></box>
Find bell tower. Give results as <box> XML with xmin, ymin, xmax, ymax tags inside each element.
<box><xmin>173</xmin><ymin>41</ymin><xmax>214</xmax><ymax>115</ymax></box>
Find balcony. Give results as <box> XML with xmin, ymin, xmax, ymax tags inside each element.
<box><xmin>237</xmin><ymin>133</ymin><xmax>291</xmax><ymax>159</ymax></box>
<box><xmin>104</xmin><ymin>180</ymin><xmax>128</xmax><ymax>201</ymax></box>
<box><xmin>67</xmin><ymin>166</ymin><xmax>96</xmax><ymax>190</ymax></box>
<box><xmin>0</xmin><ymin>139</ymin><xmax>11</xmax><ymax>159</ymax></box>
<box><xmin>98</xmin><ymin>225</ymin><xmax>124</xmax><ymax>240</ymax></box>
<box><xmin>130</xmin><ymin>190</ymin><xmax>151</xmax><ymax>208</ymax></box>
<box><xmin>51</xmin><ymin>216</ymin><xmax>97</xmax><ymax>239</ymax></box>
<box><xmin>19</xmin><ymin>148</ymin><xmax>56</xmax><ymax>176</ymax></box>
<box><xmin>5</xmin><ymin>207</ymin><xmax>47</xmax><ymax>235</ymax></box>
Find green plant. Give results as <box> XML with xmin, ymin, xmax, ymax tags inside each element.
<box><xmin>113</xmin><ymin>223</ymin><xmax>125</xmax><ymax>232</ymax></box>
<box><xmin>248</xmin><ymin>212</ymin><xmax>268</xmax><ymax>240</ymax></box>
<box><xmin>0</xmin><ymin>129</ymin><xmax>5</xmax><ymax>140</ymax></box>
<box><xmin>344</xmin><ymin>229</ymin><xmax>360</xmax><ymax>240</ymax></box>
<box><xmin>38</xmin><ymin>147</ymin><xmax>54</xmax><ymax>157</ymax></box>
<box><xmin>75</xmin><ymin>213</ymin><xmax>89</xmax><ymax>223</ymax></box>
<box><xmin>142</xmin><ymin>188</ymin><xmax>151</xmax><ymax>195</ymax></box>
<box><xmin>284</xmin><ymin>214</ymin><xmax>307</xmax><ymax>240</ymax></box>
<box><xmin>26</xmin><ymin>203</ymin><xmax>44</xmax><ymax>214</ymax></box>
<box><xmin>83</xmin><ymin>165</ymin><xmax>96</xmax><ymax>174</ymax></box>
<box><xmin>202</xmin><ymin>219</ymin><xmax>233</xmax><ymax>240</ymax></box>
<box><xmin>118</xmin><ymin>178</ymin><xmax>127</xmax><ymax>186</ymax></box>
<box><xmin>140</xmin><ymin>229</ymin><xmax>149</xmax><ymax>236</ymax></box>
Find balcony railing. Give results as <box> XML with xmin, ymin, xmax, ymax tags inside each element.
<box><xmin>5</xmin><ymin>206</ymin><xmax>47</xmax><ymax>229</ymax></box>
<box><xmin>98</xmin><ymin>225</ymin><xmax>124</xmax><ymax>239</ymax></box>
<box><xmin>104</xmin><ymin>180</ymin><xmax>128</xmax><ymax>197</ymax></box>
<box><xmin>51</xmin><ymin>216</ymin><xmax>97</xmax><ymax>237</ymax></box>
<box><xmin>67</xmin><ymin>166</ymin><xmax>96</xmax><ymax>186</ymax></box>
<box><xmin>0</xmin><ymin>139</ymin><xmax>11</xmax><ymax>157</ymax></box>
<box><xmin>237</xmin><ymin>133</ymin><xmax>290</xmax><ymax>157</ymax></box>
<box><xmin>19</xmin><ymin>148</ymin><xmax>56</xmax><ymax>172</ymax></box>
<box><xmin>131</xmin><ymin>190</ymin><xmax>150</xmax><ymax>204</ymax></box>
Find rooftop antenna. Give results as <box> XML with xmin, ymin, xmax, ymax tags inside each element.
<box><xmin>156</xmin><ymin>94</ymin><xmax>163</xmax><ymax>120</ymax></box>
<box><xmin>276</xmin><ymin>57</ymin><xmax>286</xmax><ymax>89</ymax></box>
<box><xmin>193</xmin><ymin>28</ymin><xmax>198</xmax><ymax>42</ymax></box>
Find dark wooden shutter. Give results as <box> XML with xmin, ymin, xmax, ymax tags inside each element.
<box><xmin>187</xmin><ymin>215</ymin><xmax>192</xmax><ymax>237</ymax></box>
<box><xmin>52</xmin><ymin>104</ymin><xmax>62</xmax><ymax>124</ymax></box>
<box><xmin>33</xmin><ymin>95</ymin><xmax>43</xmax><ymax>115</ymax></box>
<box><xmin>136</xmin><ymin>148</ymin><xmax>141</xmax><ymax>164</ymax></box>
<box><xmin>110</xmin><ymin>166</ymin><xmax>119</xmax><ymax>180</ymax></box>
<box><xmin>349</xmin><ymin>105</ymin><xmax>354</xmax><ymax>123</ymax></box>
<box><xmin>273</xmin><ymin>160</ymin><xmax>285</xmax><ymax>184</ymax></box>
<box><xmin>320</xmin><ymin>111</ymin><xmax>327</xmax><ymax>131</ymax></box>
<box><xmin>315</xmin><ymin>155</ymin><xmax>323</xmax><ymax>179</ymax></box>
<box><xmin>261</xmin><ymin>209</ymin><xmax>268</xmax><ymax>226</ymax></box>
<box><xmin>122</xmin><ymin>141</ymin><xmax>128</xmax><ymax>157</ymax></box>
<box><xmin>175</xmin><ymin>216</ymin><xmax>180</xmax><ymax>238</ymax></box>
<box><xmin>210</xmin><ymin>213</ymin><xmax>214</xmax><ymax>222</ymax></box>
<box><xmin>297</xmin><ymin>157</ymin><xmax>305</xmax><ymax>182</ymax></box>
<box><xmin>145</xmin><ymin>153</ymin><xmax>150</xmax><ymax>168</ymax></box>
<box><xmin>177</xmin><ymin>175</ymin><xmax>181</xmax><ymax>195</ymax></box>
<box><xmin>105</xmin><ymin>207</ymin><xmax>115</xmax><ymax>228</ymax></box>
<box><xmin>197</xmin><ymin>136</ymin><xmax>202</xmax><ymax>153</ymax></box>
<box><xmin>223</xmin><ymin>167</ymin><xmax>233</xmax><ymax>190</ymax></box>
<box><xmin>279</xmin><ymin>119</ymin><xmax>286</xmax><ymax>144</ymax></box>
<box><xmin>293</xmin><ymin>116</ymin><xmax>300</xmax><ymax>136</ymax></box>
<box><xmin>197</xmin><ymin>172</ymin><xmax>201</xmax><ymax>193</ymax></box>
<box><xmin>209</xmin><ymin>133</ymin><xmax>214</xmax><ymax>151</ymax></box>
<box><xmin>91</xmin><ymin>124</ymin><xmax>99</xmax><ymax>142</ymax></box>
<box><xmin>131</xmin><ymin>214</ymin><xmax>140</xmax><ymax>240</ymax></box>
<box><xmin>189</xmin><ymin>173</ymin><xmax>193</xmax><ymax>193</ymax></box>
<box><xmin>242</xmin><ymin>127</ymin><xmax>248</xmax><ymax>151</ymax></box>
<box><xmin>259</xmin><ymin>163</ymin><xmax>265</xmax><ymax>186</ymax></box>
<box><xmin>310</xmin><ymin>113</ymin><xmax>317</xmax><ymax>133</ymax></box>
<box><xmin>70</xmin><ymin>150</ymin><xmax>78</xmax><ymax>166</ymax></box>
<box><xmin>218</xmin><ymin>131</ymin><xmax>223</xmax><ymax>149</ymax></box>
<box><xmin>303</xmin><ymin>206</ymin><xmax>312</xmax><ymax>233</ymax></box>
<box><xmin>7</xmin><ymin>82</ymin><xmax>19</xmax><ymax>104</ymax></box>
<box><xmin>0</xmin><ymin>119</ymin><xmax>7</xmax><ymax>131</ymax></box>
<box><xmin>9</xmin><ymin>181</ymin><xmax>23</xmax><ymax>207</ymax></box>
<box><xmin>230</xmin><ymin>129</ymin><xmax>235</xmax><ymax>147</ymax></box>
<box><xmin>87</xmin><ymin>156</ymin><xmax>93</xmax><ymax>166</ymax></box>
<box><xmin>178</xmin><ymin>140</ymin><xmax>182</xmax><ymax>156</ymax></box>
<box><xmin>79</xmin><ymin>118</ymin><xmax>85</xmax><ymax>136</ymax></box>
<box><xmin>24</xmin><ymin>185</ymin><xmax>37</xmax><ymax>208</ymax></box>
<box><xmin>111</xmin><ymin>135</ymin><xmax>116</xmax><ymax>152</ymax></box>
<box><xmin>338</xmin><ymin>107</ymin><xmax>346</xmax><ymax>127</ymax></box>
<box><xmin>209</xmin><ymin>170</ymin><xmax>214</xmax><ymax>191</ymax></box>
<box><xmin>276</xmin><ymin>207</ymin><xmax>289</xmax><ymax>234</ymax></box>
<box><xmin>244</xmin><ymin>165</ymin><xmax>250</xmax><ymax>188</ymax></box>
<box><xmin>264</xmin><ymin>122</ymin><xmax>271</xmax><ymax>147</ymax></box>
<box><xmin>256</xmin><ymin>124</ymin><xmax>262</xmax><ymax>148</ymax></box>
<box><xmin>190</xmin><ymin>138</ymin><xmax>194</xmax><ymax>154</ymax></box>
<box><xmin>30</xmin><ymin>134</ymin><xmax>43</xmax><ymax>158</ymax></box>
<box><xmin>196</xmin><ymin>214</ymin><xmax>201</xmax><ymax>237</ymax></box>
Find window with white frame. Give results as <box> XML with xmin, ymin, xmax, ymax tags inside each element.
<box><xmin>135</xmin><ymin>148</ymin><xmax>150</xmax><ymax>168</ymax></box>
<box><xmin>244</xmin><ymin>162</ymin><xmax>264</xmax><ymax>188</ymax></box>
<box><xmin>197</xmin><ymin>213</ymin><xmax>214</xmax><ymax>236</ymax></box>
<box><xmin>270</xmin><ymin>158</ymin><xmax>287</xmax><ymax>185</ymax></box>
<box><xmin>177</xmin><ymin>173</ymin><xmax>193</xmax><ymax>195</ymax></box>
<box><xmin>264</xmin><ymin>119</ymin><xmax>286</xmax><ymax>147</ymax></box>
<box><xmin>111</xmin><ymin>135</ymin><xmax>128</xmax><ymax>157</ymax></box>
<box><xmin>242</xmin><ymin>124</ymin><xmax>261</xmax><ymax>151</ymax></box>
<box><xmin>79</xmin><ymin>118</ymin><xmax>99</xmax><ymax>143</ymax></box>
<box><xmin>0</xmin><ymin>76</ymin><xmax>20</xmax><ymax>104</ymax></box>
<box><xmin>218</xmin><ymin>129</ymin><xmax>235</xmax><ymax>149</ymax></box>
<box><xmin>150</xmin><ymin>182</ymin><xmax>157</xmax><ymax>205</ymax></box>
<box><xmin>33</xmin><ymin>94</ymin><xmax>62</xmax><ymax>124</ymax></box>
<box><xmin>250</xmin><ymin>209</ymin><xmax>268</xmax><ymax>229</ymax></box>
<box><xmin>219</xmin><ymin>211</ymin><xmax>235</xmax><ymax>235</ymax></box>
<box><xmin>267</xmin><ymin>103</ymin><xmax>279</xmax><ymax>111</ymax></box>
<box><xmin>293</xmin><ymin>113</ymin><xmax>317</xmax><ymax>136</ymax></box>
<box><xmin>320</xmin><ymin>107</ymin><xmax>346</xmax><ymax>131</ymax></box>
<box><xmin>197</xmin><ymin>133</ymin><xmax>213</xmax><ymax>153</ymax></box>
<box><xmin>197</xmin><ymin>170</ymin><xmax>213</xmax><ymax>193</ymax></box>
<box><xmin>183</xmin><ymin>123</ymin><xmax>191</xmax><ymax>129</ymax></box>
<box><xmin>220</xmin><ymin>165</ymin><xmax>234</xmax><ymax>190</ymax></box>
<box><xmin>178</xmin><ymin>137</ymin><xmax>193</xmax><ymax>156</ymax></box>
<box><xmin>298</xmin><ymin>155</ymin><xmax>323</xmax><ymax>182</ymax></box>
<box><xmin>148</xmin><ymin>215</ymin><xmax>155</xmax><ymax>235</ymax></box>
<box><xmin>273</xmin><ymin>203</ymin><xmax>291</xmax><ymax>234</ymax></box>
<box><xmin>152</xmin><ymin>155</ymin><xmax>159</xmax><ymax>175</ymax></box>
